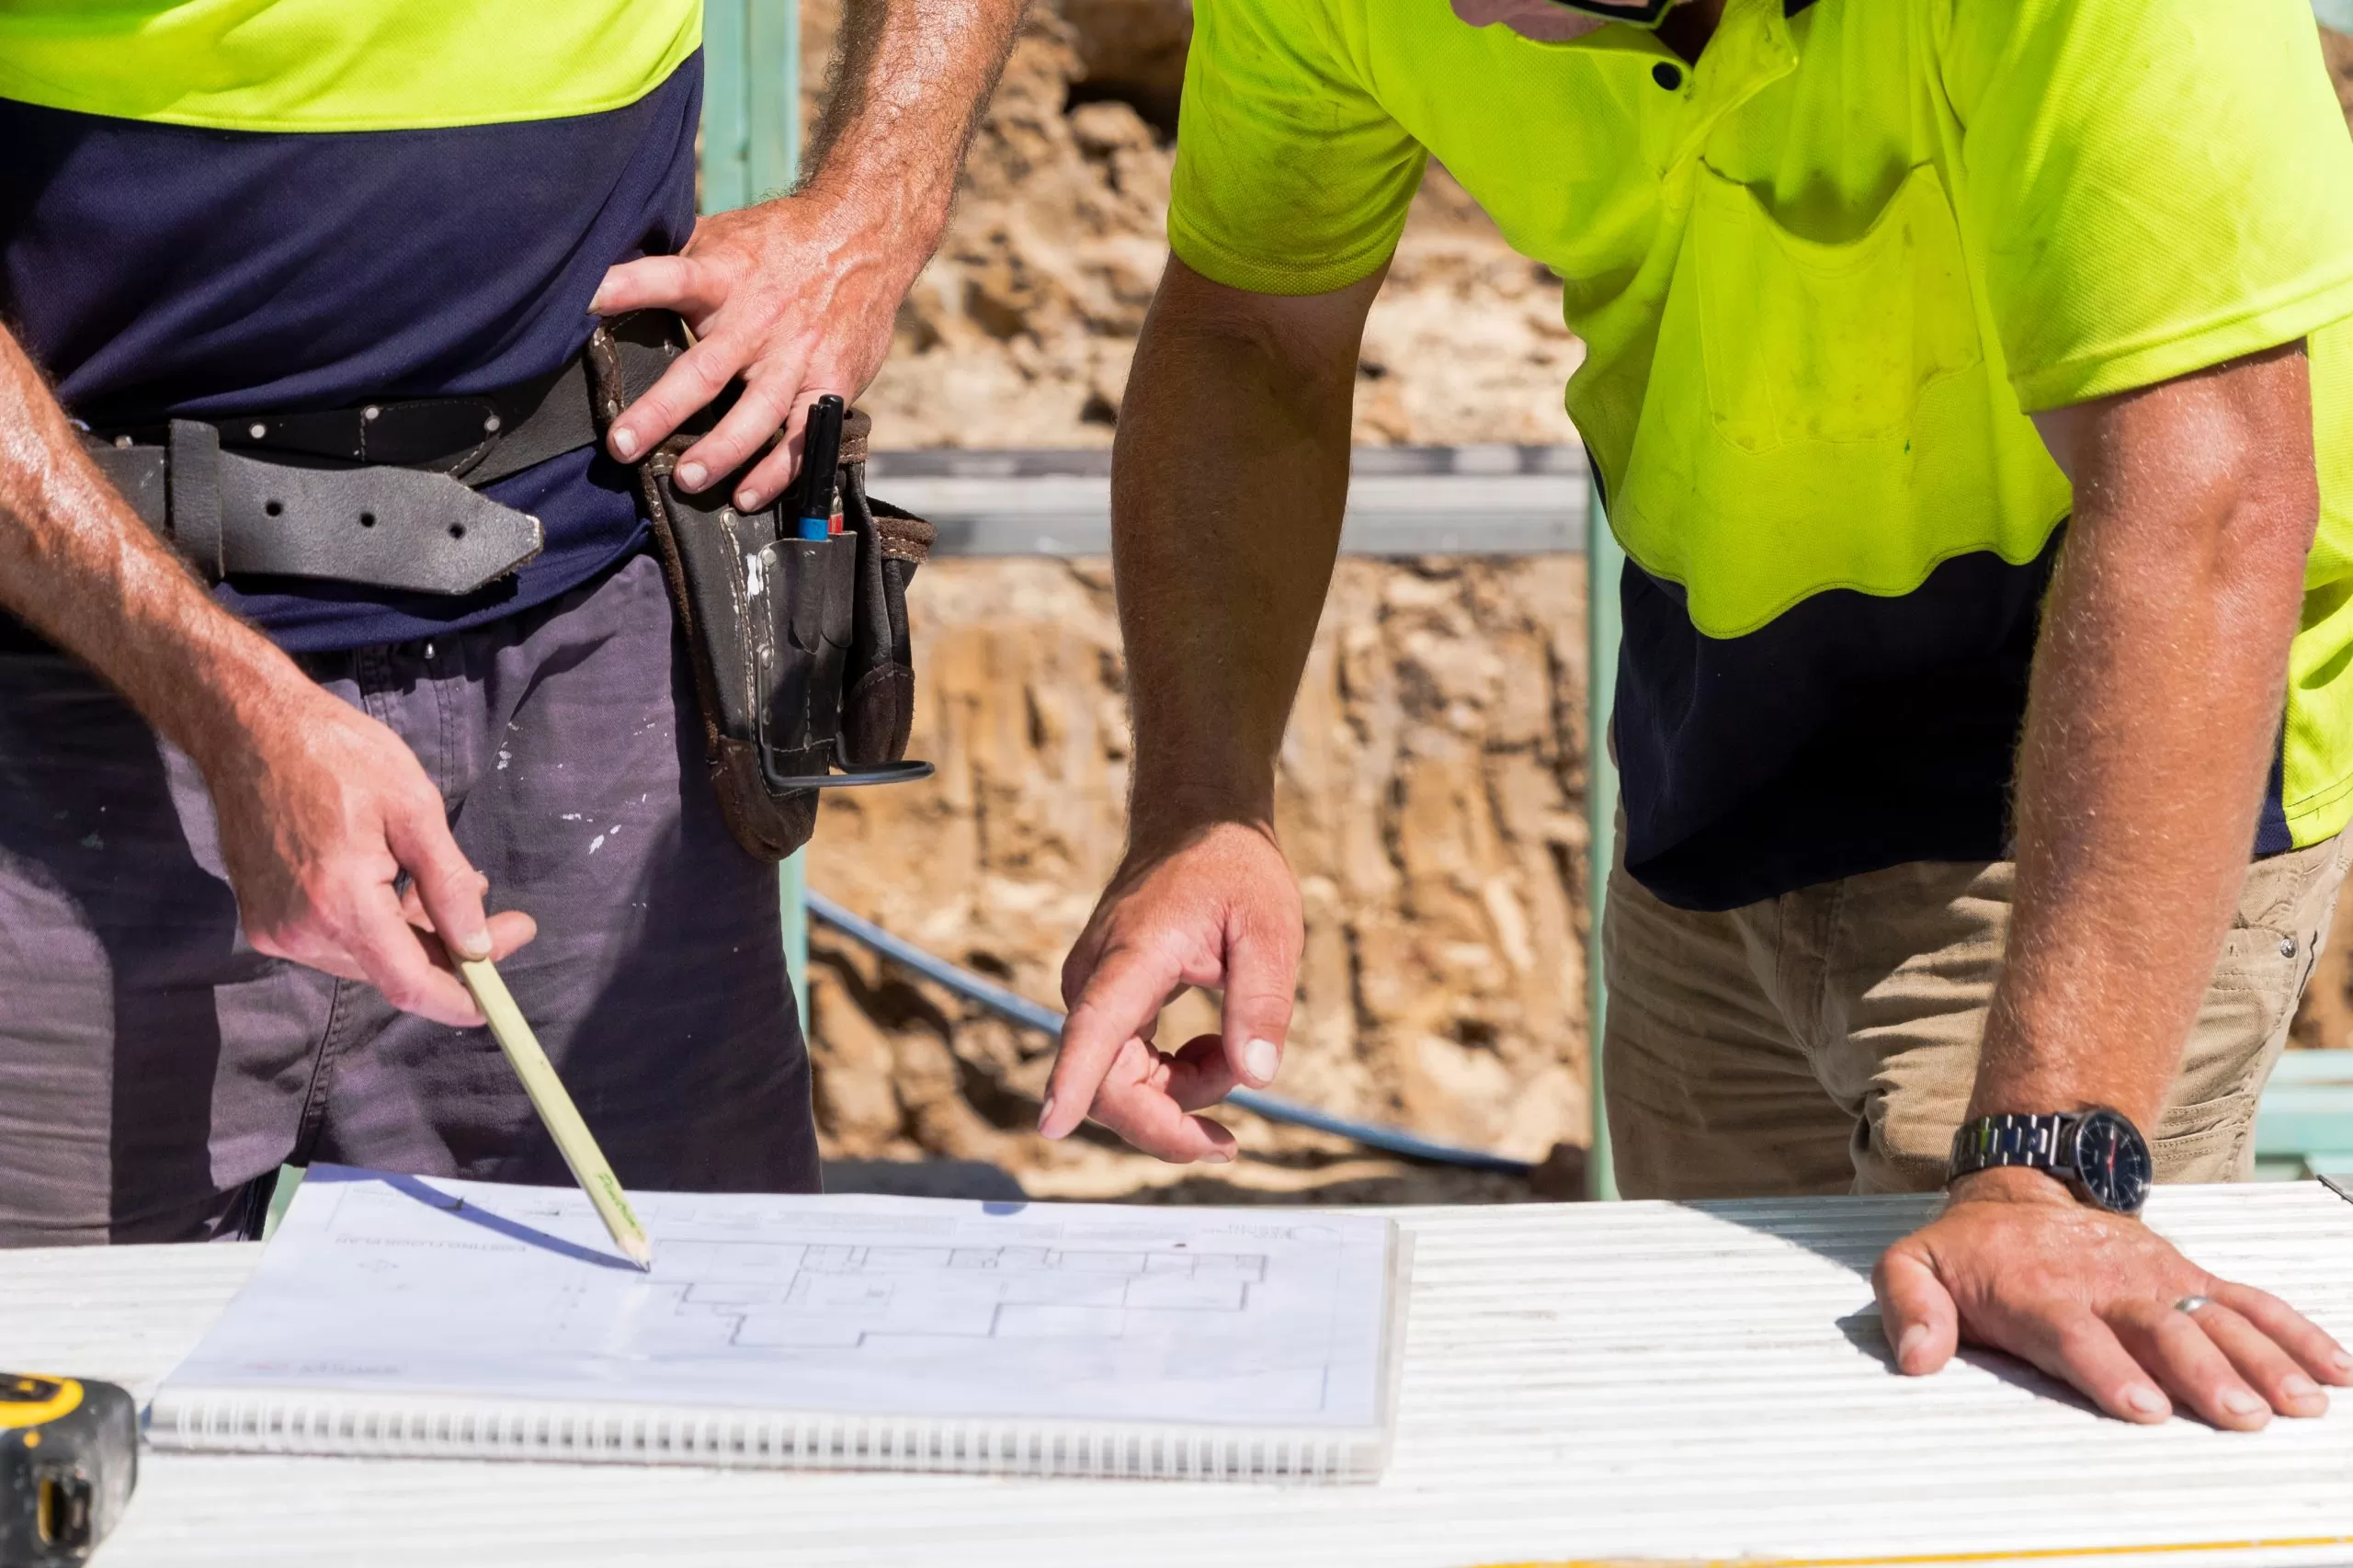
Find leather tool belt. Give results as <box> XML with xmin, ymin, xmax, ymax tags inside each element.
<box><xmin>85</xmin><ymin>309</ymin><xmax>935</xmax><ymax>862</ymax></box>
<box><xmin>79</xmin><ymin>321</ymin><xmax>694</xmax><ymax>596</ymax></box>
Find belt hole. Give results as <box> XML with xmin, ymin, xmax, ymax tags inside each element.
<box><xmin>448</xmin><ymin>524</ymin><xmax>466</xmax><ymax>540</ymax></box>
<box><xmin>359</xmin><ymin>512</ymin><xmax>376</xmax><ymax>528</ymax></box>
<box><xmin>264</xmin><ymin>499</ymin><xmax>283</xmax><ymax>517</ymax></box>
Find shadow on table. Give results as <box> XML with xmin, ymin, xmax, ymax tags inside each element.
<box><xmin>1691</xmin><ymin>1192</ymin><xmax>2103</xmax><ymax>1417</ymax></box>
<box><xmin>1829</xmin><ymin>1305</ymin><xmax>2099</xmax><ymax>1414</ymax></box>
<box><xmin>822</xmin><ymin>1159</ymin><xmax>1028</xmax><ymax>1201</ymax></box>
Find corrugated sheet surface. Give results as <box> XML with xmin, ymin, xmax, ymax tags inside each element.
<box><xmin>8</xmin><ymin>1184</ymin><xmax>2353</xmax><ymax>1567</ymax></box>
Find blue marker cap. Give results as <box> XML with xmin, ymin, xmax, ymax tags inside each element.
<box><xmin>796</xmin><ymin>394</ymin><xmax>847</xmax><ymax>540</ymax></box>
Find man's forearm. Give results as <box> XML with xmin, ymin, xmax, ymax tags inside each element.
<box><xmin>0</xmin><ymin>327</ymin><xmax>305</xmax><ymax>777</ymax></box>
<box><xmin>1110</xmin><ymin>261</ymin><xmax>1376</xmax><ymax>846</ymax></box>
<box><xmin>1975</xmin><ymin>347</ymin><xmax>2320</xmax><ymax>1127</ymax></box>
<box><xmin>802</xmin><ymin>0</ymin><xmax>1026</xmax><ymax>256</ymax></box>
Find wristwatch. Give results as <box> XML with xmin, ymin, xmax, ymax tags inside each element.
<box><xmin>1946</xmin><ymin>1108</ymin><xmax>2153</xmax><ymax>1215</ymax></box>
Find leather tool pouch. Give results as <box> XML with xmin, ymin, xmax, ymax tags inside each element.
<box><xmin>589</xmin><ymin>313</ymin><xmax>934</xmax><ymax>863</ymax></box>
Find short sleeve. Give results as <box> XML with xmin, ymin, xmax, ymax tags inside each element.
<box><xmin>1943</xmin><ymin>0</ymin><xmax>2353</xmax><ymax>411</ymax></box>
<box><xmin>1167</xmin><ymin>0</ymin><xmax>1427</xmax><ymax>297</ymax></box>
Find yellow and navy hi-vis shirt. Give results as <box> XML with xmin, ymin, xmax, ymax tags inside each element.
<box><xmin>1170</xmin><ymin>0</ymin><xmax>2353</xmax><ymax>909</ymax></box>
<box><xmin>0</xmin><ymin>1</ymin><xmax>704</xmax><ymax>651</ymax></box>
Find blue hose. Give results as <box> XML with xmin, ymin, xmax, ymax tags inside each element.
<box><xmin>805</xmin><ymin>892</ymin><xmax>1536</xmax><ymax>1176</ymax></box>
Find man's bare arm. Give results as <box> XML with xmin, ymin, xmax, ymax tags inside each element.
<box><xmin>1042</xmin><ymin>256</ymin><xmax>1383</xmax><ymax>1159</ymax></box>
<box><xmin>594</xmin><ymin>0</ymin><xmax>1028</xmax><ymax>510</ymax></box>
<box><xmin>1878</xmin><ymin>344</ymin><xmax>2352</xmax><ymax>1426</ymax></box>
<box><xmin>1987</xmin><ymin>345</ymin><xmax>2316</xmax><ymax>1125</ymax></box>
<box><xmin>0</xmin><ymin>327</ymin><xmax>531</xmax><ymax>1025</ymax></box>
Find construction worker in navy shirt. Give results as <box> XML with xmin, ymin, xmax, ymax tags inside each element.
<box><xmin>0</xmin><ymin>0</ymin><xmax>1022</xmax><ymax>1244</ymax></box>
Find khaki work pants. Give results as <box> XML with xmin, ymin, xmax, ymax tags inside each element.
<box><xmin>1602</xmin><ymin>834</ymin><xmax>2350</xmax><ymax>1199</ymax></box>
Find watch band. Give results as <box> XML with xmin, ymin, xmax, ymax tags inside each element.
<box><xmin>1948</xmin><ymin>1112</ymin><xmax>2078</xmax><ymax>1179</ymax></box>
<box><xmin>1949</xmin><ymin>1107</ymin><xmax>2152</xmax><ymax>1215</ymax></box>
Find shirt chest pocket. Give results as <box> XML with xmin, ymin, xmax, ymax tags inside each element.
<box><xmin>1694</xmin><ymin>160</ymin><xmax>1983</xmax><ymax>451</ymax></box>
<box><xmin>1606</xmin><ymin>155</ymin><xmax>2071</xmax><ymax>641</ymax></box>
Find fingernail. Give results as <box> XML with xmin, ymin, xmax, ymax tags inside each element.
<box><xmin>1200</xmin><ymin>1149</ymin><xmax>1233</xmax><ymax>1165</ymax></box>
<box><xmin>1037</xmin><ymin>1094</ymin><xmax>1057</xmax><ymax>1136</ymax></box>
<box><xmin>2332</xmin><ymin>1347</ymin><xmax>2353</xmax><ymax>1377</ymax></box>
<box><xmin>586</xmin><ymin>290</ymin><xmax>608</xmax><ymax>316</ymax></box>
<box><xmin>2222</xmin><ymin>1388</ymin><xmax>2266</xmax><ymax>1419</ymax></box>
<box><xmin>2283</xmin><ymin>1371</ymin><xmax>2321</xmax><ymax>1402</ymax></box>
<box><xmin>2124</xmin><ymin>1385</ymin><xmax>2166</xmax><ymax>1417</ymax></box>
<box><xmin>610</xmin><ymin>427</ymin><xmax>640</xmax><ymax>460</ymax></box>
<box><xmin>456</xmin><ymin>930</ymin><xmax>491</xmax><ymax>961</ymax></box>
<box><xmin>1896</xmin><ymin>1324</ymin><xmax>1928</xmax><ymax>1367</ymax></box>
<box><xmin>1244</xmin><ymin>1036</ymin><xmax>1280</xmax><ymax>1084</ymax></box>
<box><xmin>678</xmin><ymin>460</ymin><xmax>707</xmax><ymax>491</ymax></box>
<box><xmin>737</xmin><ymin>488</ymin><xmax>765</xmax><ymax>511</ymax></box>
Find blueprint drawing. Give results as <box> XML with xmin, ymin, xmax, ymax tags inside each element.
<box><xmin>165</xmin><ymin>1166</ymin><xmax>1397</xmax><ymax>1429</ymax></box>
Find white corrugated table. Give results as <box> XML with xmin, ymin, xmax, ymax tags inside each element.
<box><xmin>10</xmin><ymin>1184</ymin><xmax>2353</xmax><ymax>1567</ymax></box>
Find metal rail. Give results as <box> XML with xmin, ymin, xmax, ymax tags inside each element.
<box><xmin>865</xmin><ymin>445</ymin><xmax>1590</xmax><ymax>557</ymax></box>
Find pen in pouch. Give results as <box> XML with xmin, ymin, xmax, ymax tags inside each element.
<box><xmin>796</xmin><ymin>394</ymin><xmax>846</xmax><ymax>541</ymax></box>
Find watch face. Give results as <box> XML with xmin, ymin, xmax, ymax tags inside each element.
<box><xmin>2069</xmin><ymin>1108</ymin><xmax>2153</xmax><ymax>1215</ymax></box>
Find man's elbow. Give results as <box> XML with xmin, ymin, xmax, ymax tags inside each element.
<box><xmin>2191</xmin><ymin>414</ymin><xmax>2318</xmax><ymax>613</ymax></box>
<box><xmin>2057</xmin><ymin>345</ymin><xmax>2321</xmax><ymax>605</ymax></box>
<box><xmin>1136</xmin><ymin>253</ymin><xmax>1383</xmax><ymax>403</ymax></box>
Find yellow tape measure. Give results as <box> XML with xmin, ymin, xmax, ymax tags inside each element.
<box><xmin>2</xmin><ymin>1374</ymin><xmax>136</xmax><ymax>1566</ymax></box>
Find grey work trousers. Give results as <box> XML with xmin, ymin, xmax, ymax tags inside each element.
<box><xmin>0</xmin><ymin>552</ymin><xmax>819</xmax><ymax>1246</ymax></box>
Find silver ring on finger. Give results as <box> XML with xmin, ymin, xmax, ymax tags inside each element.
<box><xmin>2175</xmin><ymin>1294</ymin><xmax>2213</xmax><ymax>1316</ymax></box>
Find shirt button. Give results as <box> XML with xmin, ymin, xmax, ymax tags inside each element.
<box><xmin>1652</xmin><ymin>61</ymin><xmax>1683</xmax><ymax>90</ymax></box>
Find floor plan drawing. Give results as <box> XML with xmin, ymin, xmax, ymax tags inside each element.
<box><xmin>165</xmin><ymin>1167</ymin><xmax>1399</xmax><ymax>1431</ymax></box>
<box><xmin>662</xmin><ymin>1240</ymin><xmax>1272</xmax><ymax>1348</ymax></box>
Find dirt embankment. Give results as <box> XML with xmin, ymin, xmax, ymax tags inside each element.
<box><xmin>812</xmin><ymin>553</ymin><xmax>1593</xmax><ymax>1205</ymax></box>
<box><xmin>835</xmin><ymin>0</ymin><xmax>1582</xmax><ymax>449</ymax></box>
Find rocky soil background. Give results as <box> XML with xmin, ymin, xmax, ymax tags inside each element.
<box><xmin>801</xmin><ymin>2</ymin><xmax>2353</xmax><ymax>1203</ymax></box>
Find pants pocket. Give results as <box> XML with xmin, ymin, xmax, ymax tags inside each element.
<box><xmin>2152</xmin><ymin>1085</ymin><xmax>2264</xmax><ymax>1184</ymax></box>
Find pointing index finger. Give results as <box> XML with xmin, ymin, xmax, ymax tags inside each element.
<box><xmin>1042</xmin><ymin>942</ymin><xmax>1183</xmax><ymax>1140</ymax></box>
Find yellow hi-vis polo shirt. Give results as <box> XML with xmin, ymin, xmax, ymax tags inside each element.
<box><xmin>1170</xmin><ymin>0</ymin><xmax>2353</xmax><ymax>908</ymax></box>
<box><xmin>0</xmin><ymin>0</ymin><xmax>699</xmax><ymax>131</ymax></box>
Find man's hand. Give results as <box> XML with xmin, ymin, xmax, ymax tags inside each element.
<box><xmin>1878</xmin><ymin>1169</ymin><xmax>2353</xmax><ymax>1427</ymax></box>
<box><xmin>594</xmin><ymin>0</ymin><xmax>1025</xmax><ymax>512</ymax></box>
<box><xmin>199</xmin><ymin>683</ymin><xmax>537</xmax><ymax>1029</ymax></box>
<box><xmin>1044</xmin><ymin>821</ymin><xmax>1302</xmax><ymax>1161</ymax></box>
<box><xmin>591</xmin><ymin>194</ymin><xmax>908</xmax><ymax>513</ymax></box>
<box><xmin>0</xmin><ymin>323</ymin><xmax>535</xmax><ymax>1028</ymax></box>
